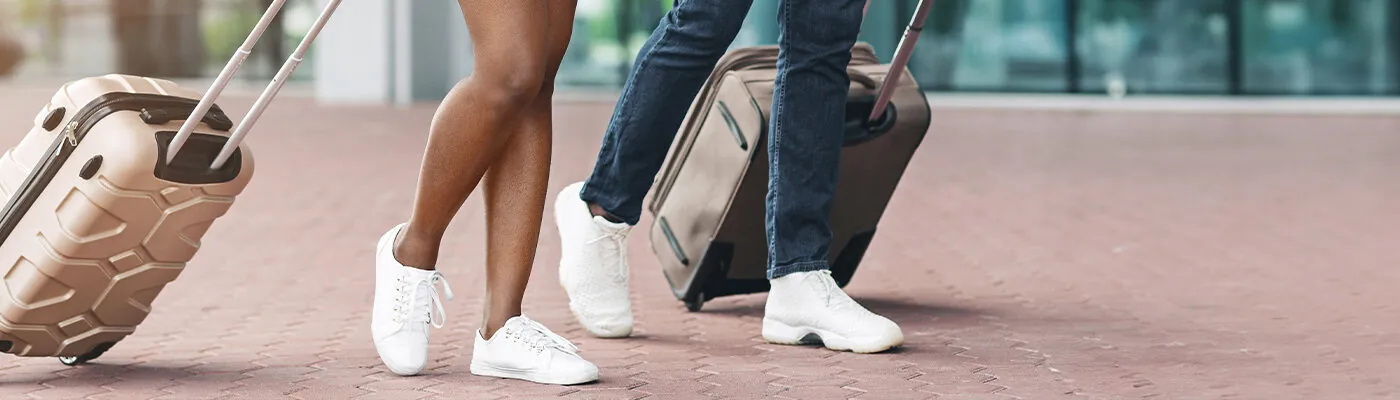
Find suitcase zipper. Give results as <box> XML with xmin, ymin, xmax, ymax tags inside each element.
<box><xmin>0</xmin><ymin>93</ymin><xmax>230</xmax><ymax>245</ymax></box>
<box><xmin>62</xmin><ymin>121</ymin><xmax>79</xmax><ymax>147</ymax></box>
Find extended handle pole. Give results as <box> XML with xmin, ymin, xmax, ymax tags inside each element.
<box><xmin>868</xmin><ymin>0</ymin><xmax>934</xmax><ymax>122</ymax></box>
<box><xmin>209</xmin><ymin>0</ymin><xmax>344</xmax><ymax>170</ymax></box>
<box><xmin>165</xmin><ymin>0</ymin><xmax>288</xmax><ymax>163</ymax></box>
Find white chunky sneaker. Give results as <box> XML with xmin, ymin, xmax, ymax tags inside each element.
<box><xmin>371</xmin><ymin>223</ymin><xmax>454</xmax><ymax>376</ymax></box>
<box><xmin>470</xmin><ymin>316</ymin><xmax>599</xmax><ymax>385</ymax></box>
<box><xmin>555</xmin><ymin>182</ymin><xmax>633</xmax><ymax>338</ymax></box>
<box><xmin>763</xmin><ymin>270</ymin><xmax>903</xmax><ymax>354</ymax></box>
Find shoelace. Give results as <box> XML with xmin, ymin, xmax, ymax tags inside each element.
<box><xmin>510</xmin><ymin>316</ymin><xmax>580</xmax><ymax>354</ymax></box>
<box><xmin>586</xmin><ymin>228</ymin><xmax>630</xmax><ymax>283</ymax></box>
<box><xmin>808</xmin><ymin>270</ymin><xmax>858</xmax><ymax>311</ymax></box>
<box><xmin>392</xmin><ymin>271</ymin><xmax>454</xmax><ymax>328</ymax></box>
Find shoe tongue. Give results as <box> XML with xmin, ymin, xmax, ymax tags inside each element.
<box><xmin>400</xmin><ymin>269</ymin><xmax>439</xmax><ymax>323</ymax></box>
<box><xmin>400</xmin><ymin>266</ymin><xmax>436</xmax><ymax>280</ymax></box>
<box><xmin>501</xmin><ymin>317</ymin><xmax>541</xmax><ymax>342</ymax></box>
<box><xmin>480</xmin><ymin>316</ymin><xmax>531</xmax><ymax>334</ymax></box>
<box><xmin>502</xmin><ymin>316</ymin><xmax>577</xmax><ymax>353</ymax></box>
<box><xmin>802</xmin><ymin>271</ymin><xmax>847</xmax><ymax>305</ymax></box>
<box><xmin>503</xmin><ymin>315</ymin><xmax>535</xmax><ymax>331</ymax></box>
<box><xmin>592</xmin><ymin>216</ymin><xmax>630</xmax><ymax>230</ymax></box>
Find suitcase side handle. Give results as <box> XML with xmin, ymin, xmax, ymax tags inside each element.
<box><xmin>165</xmin><ymin>0</ymin><xmax>344</xmax><ymax>170</ymax></box>
<box><xmin>845</xmin><ymin>68</ymin><xmax>897</xmax><ymax>146</ymax></box>
<box><xmin>867</xmin><ymin>0</ymin><xmax>933</xmax><ymax>123</ymax></box>
<box><xmin>848</xmin><ymin>67</ymin><xmax>879</xmax><ymax>89</ymax></box>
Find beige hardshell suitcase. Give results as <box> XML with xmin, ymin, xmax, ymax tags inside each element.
<box><xmin>646</xmin><ymin>1</ymin><xmax>934</xmax><ymax>312</ymax></box>
<box><xmin>0</xmin><ymin>0</ymin><xmax>342</xmax><ymax>364</ymax></box>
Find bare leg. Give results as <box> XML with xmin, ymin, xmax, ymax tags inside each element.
<box><xmin>393</xmin><ymin>0</ymin><xmax>553</xmax><ymax>271</ymax></box>
<box><xmin>480</xmin><ymin>0</ymin><xmax>578</xmax><ymax>339</ymax></box>
<box><xmin>371</xmin><ymin>1</ymin><xmax>594</xmax><ymax>379</ymax></box>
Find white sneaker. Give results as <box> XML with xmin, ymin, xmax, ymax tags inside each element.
<box><xmin>470</xmin><ymin>315</ymin><xmax>599</xmax><ymax>385</ymax></box>
<box><xmin>371</xmin><ymin>223</ymin><xmax>454</xmax><ymax>376</ymax></box>
<box><xmin>554</xmin><ymin>182</ymin><xmax>633</xmax><ymax>338</ymax></box>
<box><xmin>763</xmin><ymin>270</ymin><xmax>903</xmax><ymax>354</ymax></box>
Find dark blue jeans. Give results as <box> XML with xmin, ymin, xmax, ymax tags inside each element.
<box><xmin>579</xmin><ymin>0</ymin><xmax>865</xmax><ymax>279</ymax></box>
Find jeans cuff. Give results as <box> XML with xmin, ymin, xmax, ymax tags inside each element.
<box><xmin>768</xmin><ymin>260</ymin><xmax>829</xmax><ymax>280</ymax></box>
<box><xmin>578</xmin><ymin>183</ymin><xmax>639</xmax><ymax>226</ymax></box>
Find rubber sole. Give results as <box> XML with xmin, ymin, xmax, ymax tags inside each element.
<box><xmin>374</xmin><ymin>341</ymin><xmax>426</xmax><ymax>376</ymax></box>
<box><xmin>382</xmin><ymin>361</ymin><xmax>424</xmax><ymax>377</ymax></box>
<box><xmin>470</xmin><ymin>362</ymin><xmax>599</xmax><ymax>386</ymax></box>
<box><xmin>761</xmin><ymin>318</ymin><xmax>904</xmax><ymax>354</ymax></box>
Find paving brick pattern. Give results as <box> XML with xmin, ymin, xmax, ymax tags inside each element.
<box><xmin>2</xmin><ymin>86</ymin><xmax>1399</xmax><ymax>399</ymax></box>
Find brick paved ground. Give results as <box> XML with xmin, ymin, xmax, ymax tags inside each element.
<box><xmin>2</xmin><ymin>85</ymin><xmax>1399</xmax><ymax>399</ymax></box>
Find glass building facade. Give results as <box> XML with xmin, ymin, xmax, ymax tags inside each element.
<box><xmin>2</xmin><ymin>0</ymin><xmax>1397</xmax><ymax>96</ymax></box>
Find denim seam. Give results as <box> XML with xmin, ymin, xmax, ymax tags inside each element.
<box><xmin>768</xmin><ymin>260</ymin><xmax>828</xmax><ymax>280</ymax></box>
<box><xmin>766</xmin><ymin>0</ymin><xmax>792</xmax><ymax>275</ymax></box>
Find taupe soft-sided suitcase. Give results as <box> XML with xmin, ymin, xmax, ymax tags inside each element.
<box><xmin>647</xmin><ymin>1</ymin><xmax>934</xmax><ymax>312</ymax></box>
<box><xmin>0</xmin><ymin>0</ymin><xmax>341</xmax><ymax>364</ymax></box>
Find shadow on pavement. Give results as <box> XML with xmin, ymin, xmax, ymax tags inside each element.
<box><xmin>697</xmin><ymin>295</ymin><xmax>992</xmax><ymax>321</ymax></box>
<box><xmin>855</xmin><ymin>297</ymin><xmax>990</xmax><ymax>320</ymax></box>
<box><xmin>0</xmin><ymin>362</ymin><xmax>198</xmax><ymax>385</ymax></box>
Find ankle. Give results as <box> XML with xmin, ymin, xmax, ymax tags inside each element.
<box><xmin>392</xmin><ymin>226</ymin><xmax>439</xmax><ymax>270</ymax></box>
<box><xmin>586</xmin><ymin>203</ymin><xmax>625</xmax><ymax>224</ymax></box>
<box><xmin>480</xmin><ymin>318</ymin><xmax>512</xmax><ymax>340</ymax></box>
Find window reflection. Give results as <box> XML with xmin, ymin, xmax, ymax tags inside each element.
<box><xmin>1243</xmin><ymin>0</ymin><xmax>1396</xmax><ymax>94</ymax></box>
<box><xmin>1075</xmin><ymin>0</ymin><xmax>1229</xmax><ymax>94</ymax></box>
<box><xmin>908</xmin><ymin>0</ymin><xmax>1068</xmax><ymax>92</ymax></box>
<box><xmin>0</xmin><ymin>0</ymin><xmax>313</xmax><ymax>82</ymax></box>
<box><xmin>1</xmin><ymin>0</ymin><xmax>1397</xmax><ymax>96</ymax></box>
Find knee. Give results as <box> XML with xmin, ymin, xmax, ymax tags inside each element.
<box><xmin>663</xmin><ymin>5</ymin><xmax>747</xmax><ymax>55</ymax></box>
<box><xmin>786</xmin><ymin>3</ymin><xmax>863</xmax><ymax>46</ymax></box>
<box><xmin>537</xmin><ymin>76</ymin><xmax>557</xmax><ymax>99</ymax></box>
<box><xmin>473</xmin><ymin>65</ymin><xmax>548</xmax><ymax>107</ymax></box>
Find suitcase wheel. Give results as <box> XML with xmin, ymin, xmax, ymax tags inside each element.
<box><xmin>684</xmin><ymin>292</ymin><xmax>705</xmax><ymax>312</ymax></box>
<box><xmin>58</xmin><ymin>342</ymin><xmax>115</xmax><ymax>366</ymax></box>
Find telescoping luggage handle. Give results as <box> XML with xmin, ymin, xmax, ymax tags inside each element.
<box><xmin>867</xmin><ymin>0</ymin><xmax>933</xmax><ymax>123</ymax></box>
<box><xmin>165</xmin><ymin>0</ymin><xmax>343</xmax><ymax>170</ymax></box>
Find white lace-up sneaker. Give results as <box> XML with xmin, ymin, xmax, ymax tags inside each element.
<box><xmin>555</xmin><ymin>182</ymin><xmax>633</xmax><ymax>338</ymax></box>
<box><xmin>371</xmin><ymin>223</ymin><xmax>454</xmax><ymax>376</ymax></box>
<box><xmin>470</xmin><ymin>315</ymin><xmax>599</xmax><ymax>385</ymax></box>
<box><xmin>763</xmin><ymin>270</ymin><xmax>903</xmax><ymax>354</ymax></box>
